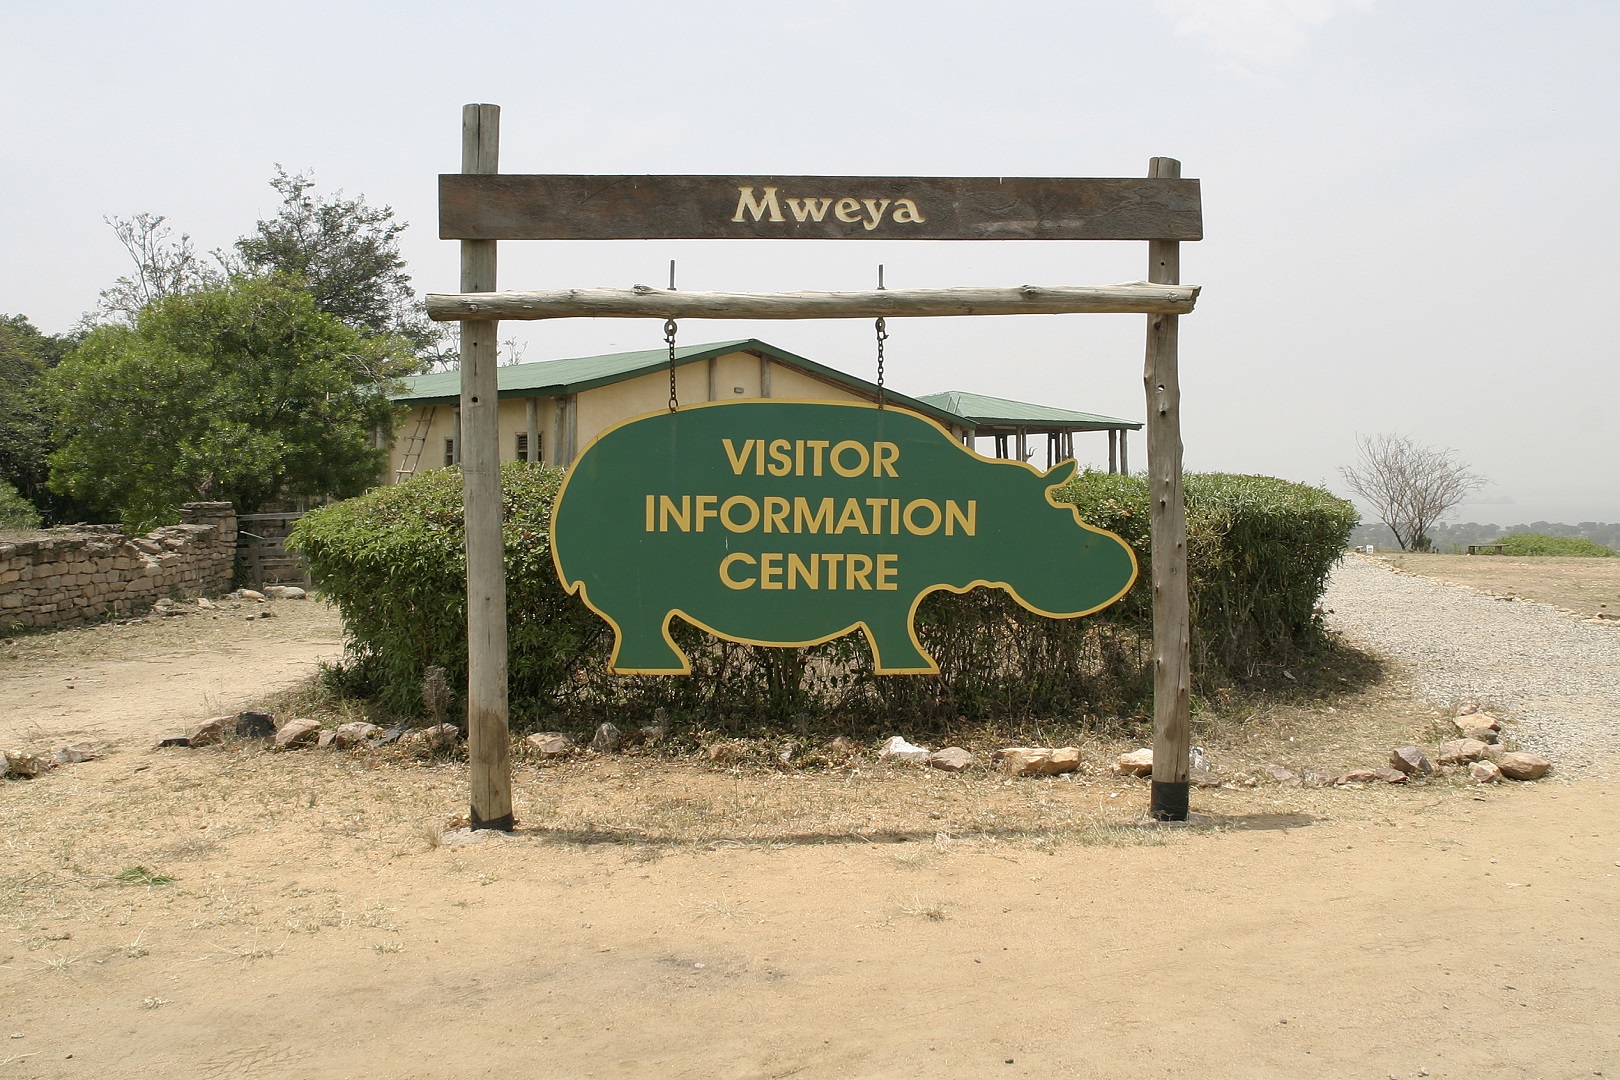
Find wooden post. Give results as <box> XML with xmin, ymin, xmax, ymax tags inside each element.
<box><xmin>525</xmin><ymin>398</ymin><xmax>540</xmax><ymax>463</ymax></box>
<box><xmin>1144</xmin><ymin>156</ymin><xmax>1191</xmax><ymax>821</ymax></box>
<box><xmin>1120</xmin><ymin>429</ymin><xmax>1128</xmax><ymax>476</ymax></box>
<box><xmin>1108</xmin><ymin>430</ymin><xmax>1117</xmax><ymax>474</ymax></box>
<box><xmin>459</xmin><ymin>103</ymin><xmax>513</xmax><ymax>831</ymax></box>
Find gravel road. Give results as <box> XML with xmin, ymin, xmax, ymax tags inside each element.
<box><xmin>1323</xmin><ymin>553</ymin><xmax>1620</xmax><ymax>766</ymax></box>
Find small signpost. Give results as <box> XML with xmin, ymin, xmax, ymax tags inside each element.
<box><xmin>434</xmin><ymin>103</ymin><xmax>1202</xmax><ymax>827</ymax></box>
<box><xmin>551</xmin><ymin>400</ymin><xmax>1137</xmax><ymax>675</ymax></box>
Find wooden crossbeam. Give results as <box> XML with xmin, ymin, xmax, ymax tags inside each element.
<box><xmin>424</xmin><ymin>282</ymin><xmax>1199</xmax><ymax>322</ymax></box>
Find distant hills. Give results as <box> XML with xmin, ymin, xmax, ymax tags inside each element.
<box><xmin>1350</xmin><ymin>520</ymin><xmax>1620</xmax><ymax>553</ymax></box>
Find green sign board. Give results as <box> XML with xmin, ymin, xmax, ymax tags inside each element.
<box><xmin>551</xmin><ymin>400</ymin><xmax>1138</xmax><ymax>674</ymax></box>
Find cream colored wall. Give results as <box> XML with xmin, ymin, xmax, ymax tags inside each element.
<box><xmin>385</xmin><ymin>350</ymin><xmax>887</xmax><ymax>482</ymax></box>
<box><xmin>570</xmin><ymin>350</ymin><xmax>874</xmax><ymax>463</ymax></box>
<box><xmin>766</xmin><ymin>364</ymin><xmax>868</xmax><ymax>404</ymax></box>
<box><xmin>386</xmin><ymin>402</ymin><xmax>461</xmax><ymax>481</ymax></box>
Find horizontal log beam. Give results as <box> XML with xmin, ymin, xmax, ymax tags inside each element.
<box><xmin>425</xmin><ymin>282</ymin><xmax>1200</xmax><ymax>322</ymax></box>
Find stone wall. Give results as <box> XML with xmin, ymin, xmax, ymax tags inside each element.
<box><xmin>0</xmin><ymin>502</ymin><xmax>237</xmax><ymax>631</ymax></box>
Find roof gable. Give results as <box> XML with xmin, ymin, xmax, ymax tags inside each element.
<box><xmin>391</xmin><ymin>339</ymin><xmax>971</xmax><ymax>428</ymax></box>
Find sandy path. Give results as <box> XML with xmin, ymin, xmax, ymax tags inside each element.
<box><xmin>0</xmin><ymin>601</ymin><xmax>342</xmax><ymax>749</ymax></box>
<box><xmin>2</xmin><ymin>751</ymin><xmax>1617</xmax><ymax>1079</ymax></box>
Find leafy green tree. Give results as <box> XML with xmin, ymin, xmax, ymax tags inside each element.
<box><xmin>233</xmin><ymin>167</ymin><xmax>447</xmax><ymax>365</ymax></box>
<box><xmin>0</xmin><ymin>314</ymin><xmax>75</xmax><ymax>516</ymax></box>
<box><xmin>45</xmin><ymin>277</ymin><xmax>408</xmax><ymax>530</ymax></box>
<box><xmin>0</xmin><ymin>479</ymin><xmax>41</xmax><ymax>531</ymax></box>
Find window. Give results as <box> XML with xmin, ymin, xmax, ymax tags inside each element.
<box><xmin>516</xmin><ymin>431</ymin><xmax>542</xmax><ymax>463</ymax></box>
<box><xmin>444</xmin><ymin>437</ymin><xmax>456</xmax><ymax>467</ymax></box>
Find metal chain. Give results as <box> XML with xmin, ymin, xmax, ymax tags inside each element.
<box><xmin>666</xmin><ymin>318</ymin><xmax>679</xmax><ymax>412</ymax></box>
<box><xmin>875</xmin><ymin>316</ymin><xmax>887</xmax><ymax>407</ymax></box>
<box><xmin>875</xmin><ymin>263</ymin><xmax>887</xmax><ymax>408</ymax></box>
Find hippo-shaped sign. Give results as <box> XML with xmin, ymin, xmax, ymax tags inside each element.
<box><xmin>551</xmin><ymin>400</ymin><xmax>1137</xmax><ymax>674</ymax></box>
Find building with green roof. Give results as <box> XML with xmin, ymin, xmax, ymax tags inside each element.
<box><xmin>386</xmin><ymin>338</ymin><xmax>1138</xmax><ymax>482</ymax></box>
<box><xmin>914</xmin><ymin>390</ymin><xmax>1141</xmax><ymax>474</ymax></box>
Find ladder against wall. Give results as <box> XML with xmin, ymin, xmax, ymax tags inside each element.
<box><xmin>394</xmin><ymin>405</ymin><xmax>438</xmax><ymax>482</ymax></box>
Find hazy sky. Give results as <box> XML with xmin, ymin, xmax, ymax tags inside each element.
<box><xmin>4</xmin><ymin>1</ymin><xmax>1615</xmax><ymax>523</ymax></box>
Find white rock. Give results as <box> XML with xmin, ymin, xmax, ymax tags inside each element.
<box><xmin>1470</xmin><ymin>760</ymin><xmax>1504</xmax><ymax>783</ymax></box>
<box><xmin>878</xmin><ymin>736</ymin><xmax>931</xmax><ymax>763</ymax></box>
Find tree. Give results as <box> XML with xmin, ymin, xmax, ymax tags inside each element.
<box><xmin>91</xmin><ymin>214</ymin><xmax>220</xmax><ymax>326</ymax></box>
<box><xmin>45</xmin><ymin>277</ymin><xmax>408</xmax><ymax>530</ymax></box>
<box><xmin>1339</xmin><ymin>433</ymin><xmax>1485</xmax><ymax>551</ymax></box>
<box><xmin>232</xmin><ymin>167</ymin><xmax>448</xmax><ymax>365</ymax></box>
<box><xmin>0</xmin><ymin>314</ymin><xmax>93</xmax><ymax>522</ymax></box>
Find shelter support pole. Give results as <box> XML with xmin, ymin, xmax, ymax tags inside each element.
<box><xmin>459</xmin><ymin>104</ymin><xmax>513</xmax><ymax>831</ymax></box>
<box><xmin>1144</xmin><ymin>156</ymin><xmax>1192</xmax><ymax>822</ymax></box>
<box><xmin>1108</xmin><ymin>430</ymin><xmax>1117</xmax><ymax>473</ymax></box>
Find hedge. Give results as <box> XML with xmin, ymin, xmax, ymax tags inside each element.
<box><xmin>290</xmin><ymin>463</ymin><xmax>1356</xmax><ymax>735</ymax></box>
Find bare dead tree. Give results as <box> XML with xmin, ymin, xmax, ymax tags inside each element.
<box><xmin>91</xmin><ymin>213</ymin><xmax>220</xmax><ymax>325</ymax></box>
<box><xmin>1340</xmin><ymin>433</ymin><xmax>1485</xmax><ymax>551</ymax></box>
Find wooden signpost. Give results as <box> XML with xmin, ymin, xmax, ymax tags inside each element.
<box><xmin>435</xmin><ymin>103</ymin><xmax>1202</xmax><ymax>827</ymax></box>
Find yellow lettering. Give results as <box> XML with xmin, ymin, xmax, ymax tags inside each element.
<box><xmin>722</xmin><ymin>438</ymin><xmax>755</xmax><ymax>475</ymax></box>
<box><xmin>794</xmin><ymin>439</ymin><xmax>805</xmax><ymax>476</ymax></box>
<box><xmin>721</xmin><ymin>495</ymin><xmax>759</xmax><ymax>533</ymax></box>
<box><xmin>876</xmin><ymin>553</ymin><xmax>899</xmax><ymax>590</ymax></box>
<box><xmin>873</xmin><ymin>441</ymin><xmax>899</xmax><ymax>477</ymax></box>
<box><xmin>835</xmin><ymin>498</ymin><xmax>869</xmax><ymax>534</ymax></box>
<box><xmin>793</xmin><ymin>497</ymin><xmax>834</xmax><ymax>533</ymax></box>
<box><xmin>732</xmin><ymin>186</ymin><xmax>784</xmax><ymax>223</ymax></box>
<box><xmin>904</xmin><ymin>499</ymin><xmax>942</xmax><ymax>535</ymax></box>
<box><xmin>889</xmin><ymin>498</ymin><xmax>901</xmax><ymax>534</ymax></box>
<box><xmin>754</xmin><ymin>438</ymin><xmax>765</xmax><ymax>474</ymax></box>
<box><xmin>719</xmin><ymin>552</ymin><xmax>756</xmax><ymax>589</ymax></box>
<box><xmin>834</xmin><ymin>197</ymin><xmax>861</xmax><ymax>223</ymax></box>
<box><xmin>860</xmin><ymin>198</ymin><xmax>891</xmax><ymax>231</ymax></box>
<box><xmin>865</xmin><ymin>497</ymin><xmax>888</xmax><ymax>533</ymax></box>
<box><xmin>763</xmin><ymin>496</ymin><xmax>789</xmax><ymax>533</ymax></box>
<box><xmin>695</xmin><ymin>495</ymin><xmax>719</xmax><ymax>532</ymax></box>
<box><xmin>891</xmin><ymin>198</ymin><xmax>925</xmax><ymax>223</ymax></box>
<box><xmin>945</xmin><ymin>499</ymin><xmax>977</xmax><ymax>537</ymax></box>
<box><xmin>660</xmin><ymin>495</ymin><xmax>690</xmax><ymax>532</ymax></box>
<box><xmin>806</xmin><ymin>440</ymin><xmax>829</xmax><ymax>476</ymax></box>
<box><xmin>767</xmin><ymin>438</ymin><xmax>792</xmax><ymax>477</ymax></box>
<box><xmin>821</xmin><ymin>552</ymin><xmax>844</xmax><ymax>588</ymax></box>
<box><xmin>787</xmin><ymin>553</ymin><xmax>818</xmax><ymax>590</ymax></box>
<box><xmin>786</xmin><ymin>197</ymin><xmax>832</xmax><ymax>222</ymax></box>
<box><xmin>759</xmin><ymin>552</ymin><xmax>784</xmax><ymax>590</ymax></box>
<box><xmin>644</xmin><ymin>494</ymin><xmax>654</xmax><ymax>532</ymax></box>
<box><xmin>847</xmin><ymin>553</ymin><xmax>874</xmax><ymax>590</ymax></box>
<box><xmin>831</xmin><ymin>439</ymin><xmax>869</xmax><ymax>478</ymax></box>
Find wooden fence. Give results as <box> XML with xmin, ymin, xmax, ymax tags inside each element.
<box><xmin>236</xmin><ymin>512</ymin><xmax>311</xmax><ymax>587</ymax></box>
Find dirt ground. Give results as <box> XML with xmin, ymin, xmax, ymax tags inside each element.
<box><xmin>0</xmin><ymin>598</ymin><xmax>342</xmax><ymax>750</ymax></box>
<box><xmin>1379</xmin><ymin>553</ymin><xmax>1620</xmax><ymax>619</ymax></box>
<box><xmin>3</xmin><ymin>576</ymin><xmax>1617</xmax><ymax>1079</ymax></box>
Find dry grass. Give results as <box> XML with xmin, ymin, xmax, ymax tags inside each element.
<box><xmin>1379</xmin><ymin>552</ymin><xmax>1620</xmax><ymax>617</ymax></box>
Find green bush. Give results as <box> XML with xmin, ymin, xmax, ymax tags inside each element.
<box><xmin>0</xmin><ymin>479</ymin><xmax>41</xmax><ymax>531</ymax></box>
<box><xmin>1498</xmin><ymin>532</ymin><xmax>1615</xmax><ymax>557</ymax></box>
<box><xmin>292</xmin><ymin>464</ymin><xmax>1356</xmax><ymax>734</ymax></box>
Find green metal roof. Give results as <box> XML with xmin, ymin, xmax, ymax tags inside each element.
<box><xmin>391</xmin><ymin>338</ymin><xmax>971</xmax><ymax>429</ymax></box>
<box><xmin>913</xmin><ymin>390</ymin><xmax>1141</xmax><ymax>432</ymax></box>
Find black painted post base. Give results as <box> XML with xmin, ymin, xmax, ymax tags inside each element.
<box><xmin>1149</xmin><ymin>781</ymin><xmax>1189</xmax><ymax>822</ymax></box>
<box><xmin>470</xmin><ymin>808</ymin><xmax>515</xmax><ymax>832</ymax></box>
